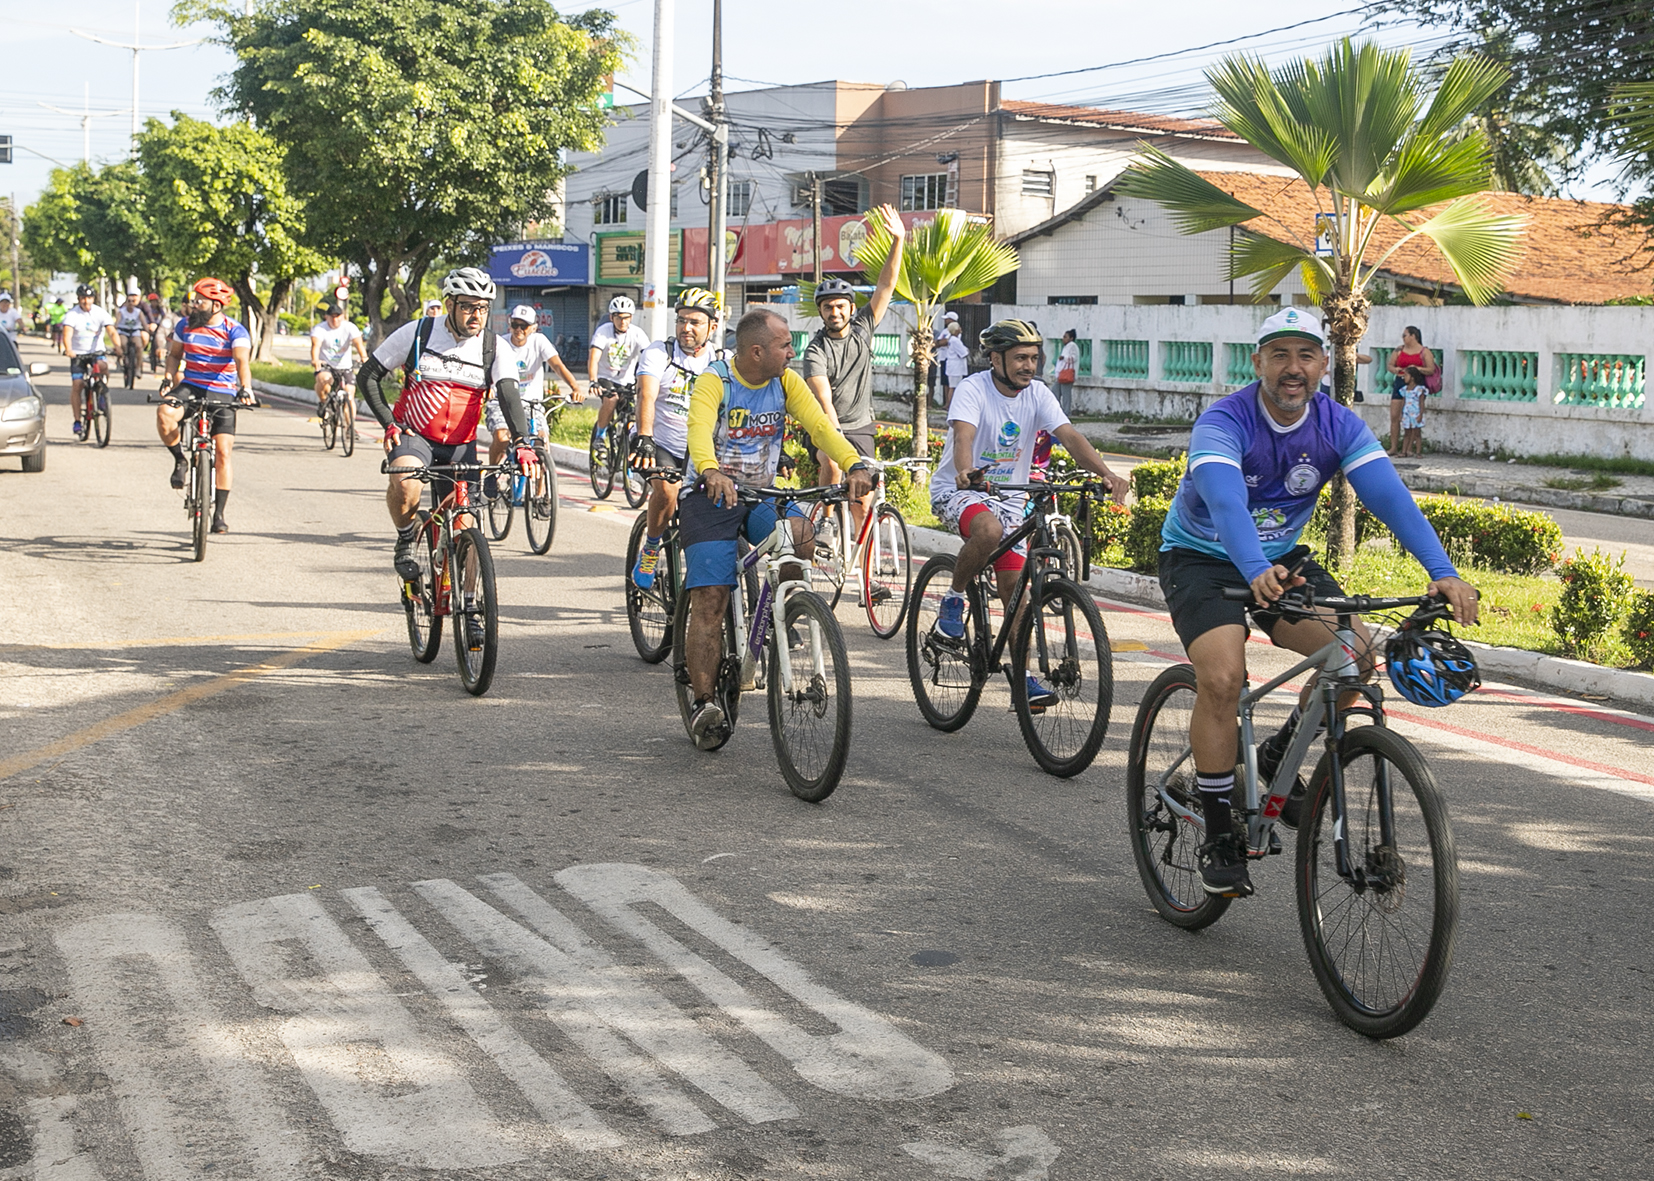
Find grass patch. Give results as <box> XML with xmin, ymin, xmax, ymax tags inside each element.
<box><xmin>546</xmin><ymin>402</ymin><xmax>597</xmax><ymax>449</ymax></box>
<box><xmin>1542</xmin><ymin>472</ymin><xmax>1623</xmax><ymax>492</ymax></box>
<box><xmin>1495</xmin><ymin>450</ymin><xmax>1654</xmax><ymax>478</ymax></box>
<box><xmin>250</xmin><ymin>360</ymin><xmax>319</xmax><ymax>388</ymax></box>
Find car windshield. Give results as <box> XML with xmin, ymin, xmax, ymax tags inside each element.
<box><xmin>0</xmin><ymin>333</ymin><xmax>20</xmax><ymax>374</ymax></box>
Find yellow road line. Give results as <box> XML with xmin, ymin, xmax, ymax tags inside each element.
<box><xmin>0</xmin><ymin>629</ymin><xmax>376</xmax><ymax>652</ymax></box>
<box><xmin>1110</xmin><ymin>640</ymin><xmax>1148</xmax><ymax>652</ymax></box>
<box><xmin>0</xmin><ymin>629</ymin><xmax>382</xmax><ymax>783</ymax></box>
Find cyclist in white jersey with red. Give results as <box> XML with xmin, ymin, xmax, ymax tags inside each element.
<box><xmin>629</xmin><ymin>287</ymin><xmax>724</xmax><ymax>588</ymax></box>
<box><xmin>586</xmin><ymin>295</ymin><xmax>650</xmax><ymax>444</ymax></box>
<box><xmin>483</xmin><ymin>305</ymin><xmax>582</xmax><ymax>493</ymax></box>
<box><xmin>356</xmin><ymin>267</ymin><xmax>533</xmax><ymax>580</ymax></box>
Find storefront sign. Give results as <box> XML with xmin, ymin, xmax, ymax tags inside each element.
<box><xmin>595</xmin><ymin>230</ymin><xmax>682</xmax><ymax>286</ymax></box>
<box><xmin>488</xmin><ymin>241</ymin><xmax>590</xmax><ymax>285</ymax></box>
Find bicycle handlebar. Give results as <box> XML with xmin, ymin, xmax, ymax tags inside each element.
<box><xmin>734</xmin><ymin>482</ymin><xmax>849</xmax><ymax>505</ymax></box>
<box><xmin>149</xmin><ymin>390</ymin><xmax>263</xmax><ymax>410</ymax></box>
<box><xmin>381</xmin><ymin>459</ymin><xmax>510</xmax><ymax>481</ymax></box>
<box><xmin>1221</xmin><ymin>586</ymin><xmax>1448</xmax><ymax>616</ymax></box>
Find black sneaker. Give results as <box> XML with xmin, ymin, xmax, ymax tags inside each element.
<box><xmin>465</xmin><ymin>614</ymin><xmax>486</xmax><ymax>652</ymax></box>
<box><xmin>210</xmin><ymin>514</ymin><xmax>229</xmax><ymax>534</ymax></box>
<box><xmin>689</xmin><ymin>698</ymin><xmax>726</xmax><ymax>751</ymax></box>
<box><xmin>393</xmin><ymin>532</ymin><xmax>421</xmax><ymax>581</ymax></box>
<box><xmin>1257</xmin><ymin>724</ymin><xmax>1307</xmax><ymax>828</ymax></box>
<box><xmin>170</xmin><ymin>457</ymin><xmax>188</xmax><ymax>490</ymax></box>
<box><xmin>1198</xmin><ymin>831</ymin><xmax>1255</xmax><ymax>897</ymax></box>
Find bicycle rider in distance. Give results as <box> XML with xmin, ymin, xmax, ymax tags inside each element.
<box><xmin>928</xmin><ymin>318</ymin><xmax>1130</xmax><ymax>704</ymax></box>
<box><xmin>630</xmin><ymin>286</ymin><xmax>726</xmax><ymax>588</ymax></box>
<box><xmin>309</xmin><ymin>299</ymin><xmax>368</xmax><ymax>415</ymax></box>
<box><xmin>678</xmin><ymin>307</ymin><xmax>874</xmax><ymax>748</ymax></box>
<box><xmin>1158</xmin><ymin>307</ymin><xmax>1479</xmax><ymax>899</ymax></box>
<box><xmin>484</xmin><ymin>305</ymin><xmax>582</xmax><ymax>492</ymax></box>
<box><xmin>113</xmin><ymin>284</ymin><xmax>150</xmax><ymax>376</ymax></box>
<box><xmin>356</xmin><ymin>267</ymin><xmax>534</xmax><ymax>586</ymax></box>
<box><xmin>587</xmin><ymin>294</ymin><xmax>650</xmax><ymax>445</ymax></box>
<box><xmin>62</xmin><ymin>284</ymin><xmax>117</xmax><ymax>440</ymax></box>
<box><xmin>156</xmin><ymin>277</ymin><xmax>257</xmax><ymax>534</ymax></box>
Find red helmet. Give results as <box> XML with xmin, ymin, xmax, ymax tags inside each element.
<box><xmin>145</xmin><ymin>292</ymin><xmax>160</xmax><ymax>300</ymax></box>
<box><xmin>191</xmin><ymin>277</ymin><xmax>235</xmax><ymax>306</ymax></box>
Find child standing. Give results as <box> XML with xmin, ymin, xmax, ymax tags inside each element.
<box><xmin>1397</xmin><ymin>365</ymin><xmax>1427</xmax><ymax>457</ymax></box>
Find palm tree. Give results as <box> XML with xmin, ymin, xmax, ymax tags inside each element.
<box><xmin>1118</xmin><ymin>37</ymin><xmax>1526</xmax><ymax>569</ymax></box>
<box><xmin>840</xmin><ymin>208</ymin><xmax>1019</xmax><ymax>458</ymax></box>
<box><xmin>1610</xmin><ymin>82</ymin><xmax>1654</xmax><ymax>164</ymax></box>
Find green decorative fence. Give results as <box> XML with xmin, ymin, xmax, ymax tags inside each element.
<box><xmin>1461</xmin><ymin>350</ymin><xmax>1538</xmax><ymax>401</ymax></box>
<box><xmin>1224</xmin><ymin>342</ymin><xmax>1256</xmax><ymax>386</ymax></box>
<box><xmin>1553</xmin><ymin>353</ymin><xmax>1646</xmax><ymax>410</ymax></box>
<box><xmin>873</xmin><ymin>333</ymin><xmax>905</xmax><ymax>367</ymax></box>
<box><xmin>1368</xmin><ymin>347</ymin><xmax>1395</xmax><ymax>393</ymax></box>
<box><xmin>791</xmin><ymin>331</ymin><xmax>808</xmax><ymax>355</ymax></box>
<box><xmin>1162</xmin><ymin>340</ymin><xmax>1214</xmax><ymax>384</ymax></box>
<box><xmin>1047</xmin><ymin>338</ymin><xmax>1094</xmax><ymax>377</ymax></box>
<box><xmin>1103</xmin><ymin>339</ymin><xmax>1149</xmax><ymax>380</ymax></box>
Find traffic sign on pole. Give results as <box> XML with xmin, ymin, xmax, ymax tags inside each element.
<box><xmin>0</xmin><ymin>136</ymin><xmax>13</xmax><ymax>164</ymax></box>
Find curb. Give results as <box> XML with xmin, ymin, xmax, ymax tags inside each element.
<box><xmin>251</xmin><ymin>379</ymin><xmax>327</xmax><ymax>409</ymax></box>
<box><xmin>1397</xmin><ymin>470</ymin><xmax>1654</xmax><ymax>520</ymax></box>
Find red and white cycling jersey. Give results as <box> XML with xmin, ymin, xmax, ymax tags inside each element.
<box><xmin>373</xmin><ymin>318</ymin><xmax>501</xmax><ymax>445</ymax></box>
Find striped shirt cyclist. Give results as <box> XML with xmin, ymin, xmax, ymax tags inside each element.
<box><xmin>175</xmin><ymin>318</ymin><xmax>252</xmax><ymax>397</ymax></box>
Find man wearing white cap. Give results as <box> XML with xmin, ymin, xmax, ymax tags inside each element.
<box><xmin>0</xmin><ymin>292</ymin><xmax>20</xmax><ymax>341</ymax></box>
<box><xmin>485</xmin><ymin>306</ymin><xmax>580</xmax><ymax>491</ymax></box>
<box><xmin>1158</xmin><ymin>307</ymin><xmax>1480</xmax><ymax>899</ymax></box>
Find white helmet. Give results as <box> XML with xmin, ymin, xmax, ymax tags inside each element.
<box><xmin>440</xmin><ymin>266</ymin><xmax>496</xmax><ymax>301</ymax></box>
<box><xmin>607</xmin><ymin>295</ymin><xmax>636</xmax><ymax>315</ymax></box>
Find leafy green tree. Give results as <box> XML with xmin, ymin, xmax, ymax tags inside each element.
<box><xmin>0</xmin><ymin>199</ymin><xmax>52</xmax><ymax>307</ymax></box>
<box><xmin>22</xmin><ymin>162</ymin><xmax>172</xmax><ymax>292</ymax></box>
<box><xmin>1119</xmin><ymin>38</ymin><xmax>1525</xmax><ymax>569</ymax></box>
<box><xmin>138</xmin><ymin>113</ymin><xmax>325</xmax><ymax>361</ymax></box>
<box><xmin>841</xmin><ymin>209</ymin><xmax>1019</xmax><ymax>458</ymax></box>
<box><xmin>199</xmin><ymin>0</ymin><xmax>625</xmax><ymax>339</ymax></box>
<box><xmin>21</xmin><ymin>168</ymin><xmax>94</xmax><ymax>279</ymax></box>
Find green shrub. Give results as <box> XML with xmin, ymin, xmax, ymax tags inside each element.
<box><xmin>1124</xmin><ymin>496</ymin><xmax>1171</xmax><ymax>572</ymax></box>
<box><xmin>1130</xmin><ymin>453</ymin><xmax>1187</xmax><ymax>501</ymax></box>
<box><xmin>1551</xmin><ymin>548</ymin><xmax>1633</xmax><ymax>657</ymax></box>
<box><xmin>1622</xmin><ymin>590</ymin><xmax>1654</xmax><ymax>669</ymax></box>
<box><xmin>871</xmin><ymin>422</ymin><xmax>945</xmax><ymax>460</ymax></box>
<box><xmin>1305</xmin><ymin>484</ymin><xmax>1384</xmax><ymax>548</ymax></box>
<box><xmin>1413</xmin><ymin>495</ymin><xmax>1562</xmax><ymax>575</ymax></box>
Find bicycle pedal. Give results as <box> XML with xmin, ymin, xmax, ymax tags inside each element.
<box><xmin>1267</xmin><ymin>828</ymin><xmax>1283</xmax><ymax>855</ymax></box>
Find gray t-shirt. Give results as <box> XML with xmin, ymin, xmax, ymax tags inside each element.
<box><xmin>802</xmin><ymin>303</ymin><xmax>877</xmax><ymax>431</ymax></box>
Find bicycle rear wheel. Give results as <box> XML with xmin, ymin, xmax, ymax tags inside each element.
<box><xmin>452</xmin><ymin>528</ymin><xmax>500</xmax><ymax>696</ymax></box>
<box><xmin>524</xmin><ymin>443</ymin><xmax>557</xmax><ymax>555</ymax></box>
<box><xmin>671</xmin><ymin>589</ymin><xmax>740</xmax><ymax>748</ymax></box>
<box><xmin>1010</xmin><ymin>575</ymin><xmax>1113</xmax><ymax>777</ymax></box>
<box><xmin>589</xmin><ymin>424</ymin><xmax>615</xmax><ymax>499</ymax></box>
<box><xmin>862</xmin><ymin>504</ymin><xmax>911</xmax><ymax>639</ymax></box>
<box><xmin>768</xmin><ymin>590</ymin><xmax>853</xmax><ymax>802</ymax></box>
<box><xmin>190</xmin><ymin>448</ymin><xmax>211</xmax><ymax>562</ymax></box>
<box><xmin>339</xmin><ymin>397</ymin><xmax>356</xmax><ymax>456</ymax></box>
<box><xmin>404</xmin><ymin>511</ymin><xmax>443</xmax><ymax>663</ymax></box>
<box><xmin>92</xmin><ymin>389</ymin><xmax>111</xmax><ymax>448</ymax></box>
<box><xmin>626</xmin><ymin>513</ymin><xmax>676</xmax><ymax>662</ymax></box>
<box><xmin>1297</xmin><ymin>725</ymin><xmax>1458</xmax><ymax>1039</ymax></box>
<box><xmin>123</xmin><ymin>339</ymin><xmax>137</xmax><ymax>389</ymax></box>
<box><xmin>321</xmin><ymin>400</ymin><xmax>337</xmax><ymax>450</ymax></box>
<box><xmin>805</xmin><ymin>502</ymin><xmax>846</xmax><ymax>610</ymax></box>
<box><xmin>486</xmin><ymin>477</ymin><xmax>514</xmax><ymax>540</ymax></box>
<box><xmin>904</xmin><ymin>554</ymin><xmax>984</xmax><ymax>731</ymax></box>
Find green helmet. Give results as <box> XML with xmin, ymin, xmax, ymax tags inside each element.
<box><xmin>978</xmin><ymin>318</ymin><xmax>1043</xmax><ymax>353</ymax></box>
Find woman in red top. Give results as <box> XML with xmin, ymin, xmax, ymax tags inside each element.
<box><xmin>1385</xmin><ymin>325</ymin><xmax>1436</xmax><ymax>457</ymax></box>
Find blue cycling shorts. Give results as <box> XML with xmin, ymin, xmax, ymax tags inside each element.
<box><xmin>678</xmin><ymin>488</ymin><xmax>807</xmax><ymax>589</ymax></box>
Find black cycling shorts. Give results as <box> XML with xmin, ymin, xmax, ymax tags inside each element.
<box><xmin>797</xmin><ymin>423</ymin><xmax>877</xmax><ymax>469</ymax></box>
<box><xmin>1158</xmin><ymin>544</ymin><xmax>1344</xmax><ymax>650</ymax></box>
<box><xmin>389</xmin><ymin>433</ymin><xmax>479</xmax><ymax>509</ymax></box>
<box><xmin>170</xmin><ymin>384</ymin><xmax>238</xmax><ymax>436</ymax></box>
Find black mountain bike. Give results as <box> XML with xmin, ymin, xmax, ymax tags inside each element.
<box><xmin>906</xmin><ymin>480</ymin><xmax>1114</xmax><ymax>778</ymax></box>
<box><xmin>588</xmin><ymin>378</ymin><xmax>646</xmax><ymax>506</ymax></box>
<box><xmin>319</xmin><ymin>367</ymin><xmax>356</xmax><ymax>456</ymax></box>
<box><xmin>119</xmin><ymin>332</ymin><xmax>143</xmax><ymax>389</ymax></box>
<box><xmin>76</xmin><ymin>353</ymin><xmax>112</xmax><ymax>448</ymax></box>
<box><xmin>485</xmin><ymin>400</ymin><xmax>567</xmax><ymax>556</ymax></box>
<box><xmin>152</xmin><ymin>386</ymin><xmax>260</xmax><ymax>562</ymax></box>
<box><xmin>624</xmin><ymin>468</ymin><xmax>685</xmax><ymax>662</ymax></box>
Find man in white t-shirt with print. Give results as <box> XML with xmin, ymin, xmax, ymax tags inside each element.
<box><xmin>586</xmin><ymin>295</ymin><xmax>650</xmax><ymax>444</ymax></box>
<box><xmin>484</xmin><ymin>305</ymin><xmax>582</xmax><ymax>493</ymax></box>
<box><xmin>309</xmin><ymin>301</ymin><xmax>368</xmax><ymax>412</ymax></box>
<box><xmin>62</xmin><ymin>285</ymin><xmax>118</xmax><ymax>439</ymax></box>
<box><xmin>629</xmin><ymin>287</ymin><xmax>724</xmax><ymax>588</ymax></box>
<box><xmin>0</xmin><ymin>292</ymin><xmax>23</xmax><ymax>341</ymax></box>
<box><xmin>928</xmin><ymin>318</ymin><xmax>1128</xmax><ymax>703</ymax></box>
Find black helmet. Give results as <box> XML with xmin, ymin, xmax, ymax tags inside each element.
<box><xmin>979</xmin><ymin>318</ymin><xmax>1043</xmax><ymax>353</ymax></box>
<box><xmin>1384</xmin><ymin>628</ymin><xmax>1480</xmax><ymax>708</ymax></box>
<box><xmin>813</xmin><ymin>277</ymin><xmax>856</xmax><ymax>306</ymax></box>
<box><xmin>75</xmin><ymin>284</ymin><xmax>95</xmax><ymax>298</ymax></box>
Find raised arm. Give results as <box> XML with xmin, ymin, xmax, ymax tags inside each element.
<box><xmin>864</xmin><ymin>205</ymin><xmax>907</xmax><ymax>328</ymax></box>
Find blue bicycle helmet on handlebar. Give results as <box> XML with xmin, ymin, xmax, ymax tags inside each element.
<box><xmin>1384</xmin><ymin>627</ymin><xmax>1480</xmax><ymax>707</ymax></box>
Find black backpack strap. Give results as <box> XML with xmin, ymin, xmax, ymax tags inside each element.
<box><xmin>404</xmin><ymin>315</ymin><xmax>437</xmax><ymax>374</ymax></box>
<box><xmin>483</xmin><ymin>324</ymin><xmax>496</xmax><ymax>385</ymax></box>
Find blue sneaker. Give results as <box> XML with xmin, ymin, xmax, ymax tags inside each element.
<box><xmin>632</xmin><ymin>536</ymin><xmax>663</xmax><ymax>589</ymax></box>
<box><xmin>933</xmin><ymin>591</ymin><xmax>967</xmax><ymax>640</ymax></box>
<box><xmin>1024</xmin><ymin>673</ymin><xmax>1058</xmax><ymax>709</ymax></box>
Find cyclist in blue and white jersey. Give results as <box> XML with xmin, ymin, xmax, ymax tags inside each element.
<box><xmin>1159</xmin><ymin>307</ymin><xmax>1480</xmax><ymax>898</ymax></box>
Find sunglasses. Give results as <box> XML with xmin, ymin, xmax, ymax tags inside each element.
<box><xmin>453</xmin><ymin>301</ymin><xmax>490</xmax><ymax>316</ymax></box>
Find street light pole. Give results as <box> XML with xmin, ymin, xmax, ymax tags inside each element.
<box><xmin>73</xmin><ymin>1</ymin><xmax>200</xmax><ymax>154</ymax></box>
<box><xmin>38</xmin><ymin>85</ymin><xmax>125</xmax><ymax>165</ymax></box>
<box><xmin>643</xmin><ymin>0</ymin><xmax>675</xmax><ymax>342</ymax></box>
<box><xmin>706</xmin><ymin>0</ymin><xmax>729</xmax><ymax>312</ymax></box>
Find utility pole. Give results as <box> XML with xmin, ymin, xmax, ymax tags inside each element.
<box><xmin>73</xmin><ymin>1</ymin><xmax>200</xmax><ymax>153</ymax></box>
<box><xmin>39</xmin><ymin>85</ymin><xmax>125</xmax><ymax>165</ymax></box>
<box><xmin>9</xmin><ymin>194</ymin><xmax>22</xmax><ymax>304</ymax></box>
<box><xmin>643</xmin><ymin>0</ymin><xmax>675</xmax><ymax>341</ymax></box>
<box><xmin>705</xmin><ymin>0</ymin><xmax>729</xmax><ymax>312</ymax></box>
<box><xmin>809</xmin><ymin>172</ymin><xmax>823</xmax><ymax>284</ymax></box>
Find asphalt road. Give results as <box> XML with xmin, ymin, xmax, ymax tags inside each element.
<box><xmin>2</xmin><ymin>333</ymin><xmax>1651</xmax><ymax>1180</ymax></box>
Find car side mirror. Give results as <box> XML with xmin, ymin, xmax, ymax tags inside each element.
<box><xmin>28</xmin><ymin>363</ymin><xmax>50</xmax><ymax>377</ymax></box>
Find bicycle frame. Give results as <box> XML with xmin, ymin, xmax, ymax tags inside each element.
<box><xmin>958</xmin><ymin>495</ymin><xmax>1074</xmax><ymax>680</ymax></box>
<box><xmin>730</xmin><ymin>508</ymin><xmax>820</xmax><ymax>697</ymax></box>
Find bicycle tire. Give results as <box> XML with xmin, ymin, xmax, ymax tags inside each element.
<box><xmin>1010</xmin><ymin>575</ymin><xmax>1113</xmax><ymax>777</ymax></box>
<box><xmin>589</xmin><ymin>424</ymin><xmax>615</xmax><ymax>499</ymax></box>
<box><xmin>671</xmin><ymin>588</ymin><xmax>740</xmax><ymax>748</ymax></box>
<box><xmin>321</xmin><ymin>400</ymin><xmax>337</xmax><ymax>450</ymax></box>
<box><xmin>404</xmin><ymin>511</ymin><xmax>443</xmax><ymax>663</ymax></box>
<box><xmin>122</xmin><ymin>339</ymin><xmax>137</xmax><ymax>389</ymax></box>
<box><xmin>340</xmin><ymin>397</ymin><xmax>356</xmax><ymax>457</ymax></box>
<box><xmin>191</xmin><ymin>446</ymin><xmax>211</xmax><ymax>563</ymax></box>
<box><xmin>621</xmin><ymin>434</ymin><xmax>648</xmax><ymax>508</ymax></box>
<box><xmin>1297</xmin><ymin>725</ymin><xmax>1458</xmax><ymax>1039</ymax></box>
<box><xmin>92</xmin><ymin>389</ymin><xmax>111</xmax><ymax>448</ymax></box>
<box><xmin>1126</xmin><ymin>663</ymin><xmax>1232</xmax><ymax>930</ymax></box>
<box><xmin>805</xmin><ymin>502</ymin><xmax>847</xmax><ymax>610</ymax></box>
<box><xmin>904</xmin><ymin>553</ymin><xmax>985</xmax><ymax>731</ymax></box>
<box><xmin>1051</xmin><ymin>519</ymin><xmax>1083</xmax><ymax>579</ymax></box>
<box><xmin>625</xmin><ymin>512</ymin><xmax>675</xmax><ymax>663</ymax></box>
<box><xmin>452</xmin><ymin>528</ymin><xmax>500</xmax><ymax>696</ymax></box>
<box><xmin>862</xmin><ymin>504</ymin><xmax>912</xmax><ymax>640</ymax></box>
<box><xmin>768</xmin><ymin>589</ymin><xmax>853</xmax><ymax>802</ymax></box>
<box><xmin>524</xmin><ymin>443</ymin><xmax>557</xmax><ymax>555</ymax></box>
<box><xmin>486</xmin><ymin>477</ymin><xmax>514</xmax><ymax>541</ymax></box>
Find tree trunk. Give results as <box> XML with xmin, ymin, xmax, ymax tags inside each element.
<box><xmin>362</xmin><ymin>256</ymin><xmax>393</xmax><ymax>348</ymax></box>
<box><xmin>1321</xmin><ymin>286</ymin><xmax>1370</xmax><ymax>572</ymax></box>
<box><xmin>232</xmin><ymin>276</ymin><xmax>278</xmax><ymax>364</ymax></box>
<box><xmin>909</xmin><ymin>325</ymin><xmax>931</xmax><ymax>459</ymax></box>
<box><xmin>254</xmin><ymin>277</ymin><xmax>295</xmax><ymax>364</ymax></box>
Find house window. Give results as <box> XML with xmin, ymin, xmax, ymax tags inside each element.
<box><xmin>1022</xmin><ymin>169</ymin><xmax>1054</xmax><ymax>197</ymax></box>
<box><xmin>900</xmin><ymin>173</ymin><xmax>948</xmax><ymax>211</ymax></box>
<box><xmin>728</xmin><ymin>179</ymin><xmax>753</xmax><ymax>218</ymax></box>
<box><xmin>593</xmin><ymin>194</ymin><xmax>627</xmax><ymax>226</ymax></box>
<box><xmin>1084</xmin><ymin>175</ymin><xmax>1097</xmax><ymax>193</ymax></box>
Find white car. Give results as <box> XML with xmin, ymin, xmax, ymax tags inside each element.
<box><xmin>0</xmin><ymin>334</ymin><xmax>49</xmax><ymax>472</ymax></box>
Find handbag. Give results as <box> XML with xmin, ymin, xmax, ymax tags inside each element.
<box><xmin>1056</xmin><ymin>362</ymin><xmax>1077</xmax><ymax>384</ymax></box>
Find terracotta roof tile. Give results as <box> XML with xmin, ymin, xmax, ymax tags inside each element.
<box><xmin>1195</xmin><ymin>171</ymin><xmax>1653</xmax><ymax>305</ymax></box>
<box><xmin>1001</xmin><ymin>99</ymin><xmax>1239</xmax><ymax>139</ymax></box>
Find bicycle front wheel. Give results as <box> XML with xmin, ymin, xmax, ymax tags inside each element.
<box><xmin>321</xmin><ymin>401</ymin><xmax>338</xmax><ymax>450</ymax></box>
<box><xmin>626</xmin><ymin>513</ymin><xmax>676</xmax><ymax>663</ymax></box>
<box><xmin>621</xmin><ymin>434</ymin><xmax>648</xmax><ymax>508</ymax></box>
<box><xmin>452</xmin><ymin>528</ymin><xmax>500</xmax><ymax>696</ymax></box>
<box><xmin>486</xmin><ymin>477</ymin><xmax>514</xmax><ymax>541</ymax></box>
<box><xmin>1297</xmin><ymin>725</ymin><xmax>1458</xmax><ymax>1039</ymax></box>
<box><xmin>768</xmin><ymin>590</ymin><xmax>852</xmax><ymax>802</ymax></box>
<box><xmin>588</xmin><ymin>424</ymin><xmax>615</xmax><ymax>498</ymax></box>
<box><xmin>92</xmin><ymin>390</ymin><xmax>111</xmax><ymax>448</ymax></box>
<box><xmin>191</xmin><ymin>450</ymin><xmax>211</xmax><ymax>562</ymax></box>
<box><xmin>1126</xmin><ymin>663</ymin><xmax>1231</xmax><ymax>930</ymax></box>
<box><xmin>671</xmin><ymin>589</ymin><xmax>740</xmax><ymax>749</ymax></box>
<box><xmin>404</xmin><ymin>511</ymin><xmax>443</xmax><ymax>663</ymax></box>
<box><xmin>1010</xmin><ymin>575</ymin><xmax>1113</xmax><ymax>777</ymax></box>
<box><xmin>904</xmin><ymin>554</ymin><xmax>984</xmax><ymax>731</ymax></box>
<box><xmin>862</xmin><ymin>504</ymin><xmax>911</xmax><ymax>639</ymax></box>
<box><xmin>339</xmin><ymin>398</ymin><xmax>356</xmax><ymax>457</ymax></box>
<box><xmin>1051</xmin><ymin>519</ymin><xmax>1083</xmax><ymax>579</ymax></box>
<box><xmin>524</xmin><ymin>444</ymin><xmax>557</xmax><ymax>555</ymax></box>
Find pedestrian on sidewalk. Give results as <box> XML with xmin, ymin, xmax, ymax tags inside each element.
<box><xmin>1052</xmin><ymin>329</ymin><xmax>1079</xmax><ymax>414</ymax></box>
<box><xmin>1397</xmin><ymin>366</ymin><xmax>1427</xmax><ymax>457</ymax></box>
<box><xmin>939</xmin><ymin>323</ymin><xmax>970</xmax><ymax>410</ymax></box>
<box><xmin>1386</xmin><ymin>325</ymin><xmax>1436</xmax><ymax>453</ymax></box>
